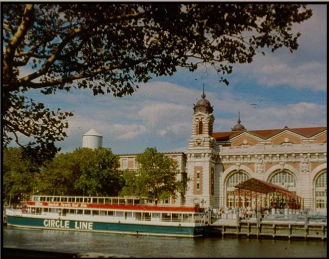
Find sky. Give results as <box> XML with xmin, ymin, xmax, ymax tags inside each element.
<box><xmin>11</xmin><ymin>4</ymin><xmax>327</xmax><ymax>155</ymax></box>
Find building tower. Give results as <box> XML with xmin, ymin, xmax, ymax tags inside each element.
<box><xmin>82</xmin><ymin>129</ymin><xmax>103</xmax><ymax>149</ymax></box>
<box><xmin>231</xmin><ymin>112</ymin><xmax>246</xmax><ymax>131</ymax></box>
<box><xmin>185</xmin><ymin>85</ymin><xmax>220</xmax><ymax>208</ymax></box>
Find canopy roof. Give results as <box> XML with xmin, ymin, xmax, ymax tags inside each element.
<box><xmin>234</xmin><ymin>178</ymin><xmax>301</xmax><ymax>199</ymax></box>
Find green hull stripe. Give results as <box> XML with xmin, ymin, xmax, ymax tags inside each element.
<box><xmin>6</xmin><ymin>216</ymin><xmax>204</xmax><ymax>237</ymax></box>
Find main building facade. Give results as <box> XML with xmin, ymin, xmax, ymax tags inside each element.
<box><xmin>113</xmin><ymin>91</ymin><xmax>327</xmax><ymax>214</ymax></box>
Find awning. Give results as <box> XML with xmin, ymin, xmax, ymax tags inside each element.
<box><xmin>233</xmin><ymin>178</ymin><xmax>301</xmax><ymax>199</ymax></box>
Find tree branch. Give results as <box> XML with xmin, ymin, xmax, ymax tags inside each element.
<box><xmin>3</xmin><ymin>4</ymin><xmax>34</xmax><ymax>85</ymax></box>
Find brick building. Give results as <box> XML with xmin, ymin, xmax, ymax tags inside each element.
<box><xmin>118</xmin><ymin>91</ymin><xmax>327</xmax><ymax>214</ymax></box>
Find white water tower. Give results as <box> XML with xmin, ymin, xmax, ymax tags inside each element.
<box><xmin>82</xmin><ymin>129</ymin><xmax>103</xmax><ymax>149</ymax></box>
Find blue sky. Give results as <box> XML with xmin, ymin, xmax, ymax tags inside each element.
<box><xmin>14</xmin><ymin>4</ymin><xmax>327</xmax><ymax>155</ymax></box>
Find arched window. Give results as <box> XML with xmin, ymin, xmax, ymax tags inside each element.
<box><xmin>269</xmin><ymin>171</ymin><xmax>296</xmax><ymax>192</ymax></box>
<box><xmin>269</xmin><ymin>171</ymin><xmax>297</xmax><ymax>210</ymax></box>
<box><xmin>315</xmin><ymin>171</ymin><xmax>327</xmax><ymax>209</ymax></box>
<box><xmin>227</xmin><ymin>172</ymin><xmax>249</xmax><ymax>188</ymax></box>
<box><xmin>226</xmin><ymin>172</ymin><xmax>249</xmax><ymax>208</ymax></box>
<box><xmin>198</xmin><ymin>120</ymin><xmax>203</xmax><ymax>134</ymax></box>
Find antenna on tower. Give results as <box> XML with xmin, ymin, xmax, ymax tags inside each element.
<box><xmin>201</xmin><ymin>83</ymin><xmax>206</xmax><ymax>99</ymax></box>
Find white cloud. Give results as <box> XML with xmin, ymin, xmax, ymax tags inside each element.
<box><xmin>158</xmin><ymin>122</ymin><xmax>191</xmax><ymax>137</ymax></box>
<box><xmin>109</xmin><ymin>124</ymin><xmax>148</xmax><ymax>140</ymax></box>
<box><xmin>241</xmin><ymin>102</ymin><xmax>327</xmax><ymax>130</ymax></box>
<box><xmin>256</xmin><ymin>62</ymin><xmax>326</xmax><ymax>91</ymax></box>
<box><xmin>138</xmin><ymin>103</ymin><xmax>190</xmax><ymax>126</ymax></box>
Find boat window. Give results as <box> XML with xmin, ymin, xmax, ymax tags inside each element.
<box><xmin>77</xmin><ymin>209</ymin><xmax>83</xmax><ymax>215</ymax></box>
<box><xmin>40</xmin><ymin>197</ymin><xmax>45</xmax><ymax>201</ymax></box>
<box><xmin>61</xmin><ymin>197</ymin><xmax>67</xmax><ymax>202</ymax></box>
<box><xmin>77</xmin><ymin>198</ymin><xmax>83</xmax><ymax>203</ymax></box>
<box><xmin>54</xmin><ymin>197</ymin><xmax>60</xmax><ymax>202</ymax></box>
<box><xmin>68</xmin><ymin>197</ymin><xmax>74</xmax><ymax>202</ymax></box>
<box><xmin>92</xmin><ymin>210</ymin><xmax>99</xmax><ymax>216</ymax></box>
<box><xmin>105</xmin><ymin>198</ymin><xmax>110</xmax><ymax>204</ymax></box>
<box><xmin>116</xmin><ymin>211</ymin><xmax>124</xmax><ymax>217</ymax></box>
<box><xmin>84</xmin><ymin>198</ymin><xmax>90</xmax><ymax>203</ymax></box>
<box><xmin>113</xmin><ymin>198</ymin><xmax>118</xmax><ymax>204</ymax></box>
<box><xmin>119</xmin><ymin>199</ymin><xmax>125</xmax><ymax>205</ymax></box>
<box><xmin>108</xmin><ymin>211</ymin><xmax>114</xmax><ymax>216</ymax></box>
<box><xmin>44</xmin><ymin>208</ymin><xmax>49</xmax><ymax>212</ymax></box>
<box><xmin>183</xmin><ymin>214</ymin><xmax>192</xmax><ymax>222</ymax></box>
<box><xmin>84</xmin><ymin>210</ymin><xmax>91</xmax><ymax>215</ymax></box>
<box><xmin>135</xmin><ymin>212</ymin><xmax>141</xmax><ymax>220</ymax></box>
<box><xmin>33</xmin><ymin>196</ymin><xmax>40</xmax><ymax>202</ymax></box>
<box><xmin>161</xmin><ymin>213</ymin><xmax>171</xmax><ymax>222</ymax></box>
<box><xmin>143</xmin><ymin>212</ymin><xmax>151</xmax><ymax>221</ymax></box>
<box><xmin>69</xmin><ymin>209</ymin><xmax>75</xmax><ymax>214</ymax></box>
<box><xmin>172</xmin><ymin>213</ymin><xmax>181</xmax><ymax>222</ymax></box>
<box><xmin>98</xmin><ymin>198</ymin><xmax>104</xmax><ymax>204</ymax></box>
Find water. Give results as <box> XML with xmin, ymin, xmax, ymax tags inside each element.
<box><xmin>3</xmin><ymin>226</ymin><xmax>327</xmax><ymax>258</ymax></box>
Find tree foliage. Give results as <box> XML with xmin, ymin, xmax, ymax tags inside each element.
<box><xmin>2</xmin><ymin>4</ymin><xmax>313</xmax><ymax>163</ymax></box>
<box><xmin>3</xmin><ymin>147</ymin><xmax>40</xmax><ymax>205</ymax></box>
<box><xmin>120</xmin><ymin>147</ymin><xmax>186</xmax><ymax>203</ymax></box>
<box><xmin>37</xmin><ymin>147</ymin><xmax>123</xmax><ymax>196</ymax></box>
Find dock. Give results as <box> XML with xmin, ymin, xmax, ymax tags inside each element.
<box><xmin>205</xmin><ymin>218</ymin><xmax>327</xmax><ymax>241</ymax></box>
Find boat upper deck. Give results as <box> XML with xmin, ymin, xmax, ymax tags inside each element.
<box><xmin>28</xmin><ymin>195</ymin><xmax>204</xmax><ymax>213</ymax></box>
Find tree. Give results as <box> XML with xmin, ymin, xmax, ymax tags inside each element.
<box><xmin>73</xmin><ymin>147</ymin><xmax>123</xmax><ymax>196</ymax></box>
<box><xmin>38</xmin><ymin>147</ymin><xmax>123</xmax><ymax>196</ymax></box>
<box><xmin>120</xmin><ymin>147</ymin><xmax>186</xmax><ymax>203</ymax></box>
<box><xmin>37</xmin><ymin>152</ymin><xmax>79</xmax><ymax>196</ymax></box>
<box><xmin>3</xmin><ymin>4</ymin><xmax>313</xmax><ymax>163</ymax></box>
<box><xmin>3</xmin><ymin>147</ymin><xmax>40</xmax><ymax>206</ymax></box>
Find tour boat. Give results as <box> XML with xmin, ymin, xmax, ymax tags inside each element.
<box><xmin>5</xmin><ymin>195</ymin><xmax>206</xmax><ymax>238</ymax></box>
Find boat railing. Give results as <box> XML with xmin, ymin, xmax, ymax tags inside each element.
<box><xmin>5</xmin><ymin>209</ymin><xmax>22</xmax><ymax>216</ymax></box>
<box><xmin>31</xmin><ymin>195</ymin><xmax>204</xmax><ymax>209</ymax></box>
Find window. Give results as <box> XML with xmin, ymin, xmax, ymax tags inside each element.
<box><xmin>315</xmin><ymin>171</ymin><xmax>327</xmax><ymax>209</ymax></box>
<box><xmin>121</xmin><ymin>158</ymin><xmax>128</xmax><ymax>169</ymax></box>
<box><xmin>227</xmin><ymin>172</ymin><xmax>249</xmax><ymax>188</ymax></box>
<box><xmin>315</xmin><ymin>171</ymin><xmax>327</xmax><ymax>187</ymax></box>
<box><xmin>198</xmin><ymin>120</ymin><xmax>203</xmax><ymax>134</ymax></box>
<box><xmin>211</xmin><ymin>169</ymin><xmax>214</xmax><ymax>195</ymax></box>
<box><xmin>269</xmin><ymin>171</ymin><xmax>296</xmax><ymax>189</ymax></box>
<box><xmin>226</xmin><ymin>172</ymin><xmax>249</xmax><ymax>208</ymax></box>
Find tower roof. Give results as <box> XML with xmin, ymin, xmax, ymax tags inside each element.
<box><xmin>83</xmin><ymin>128</ymin><xmax>102</xmax><ymax>137</ymax></box>
<box><xmin>193</xmin><ymin>84</ymin><xmax>213</xmax><ymax>114</ymax></box>
<box><xmin>232</xmin><ymin>112</ymin><xmax>246</xmax><ymax>131</ymax></box>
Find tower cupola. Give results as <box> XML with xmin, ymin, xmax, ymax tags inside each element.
<box><xmin>232</xmin><ymin>112</ymin><xmax>246</xmax><ymax>131</ymax></box>
<box><xmin>193</xmin><ymin>84</ymin><xmax>213</xmax><ymax>114</ymax></box>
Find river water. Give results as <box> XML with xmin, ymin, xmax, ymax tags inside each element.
<box><xmin>3</xmin><ymin>226</ymin><xmax>327</xmax><ymax>258</ymax></box>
